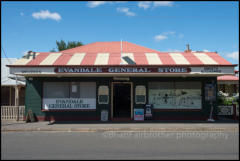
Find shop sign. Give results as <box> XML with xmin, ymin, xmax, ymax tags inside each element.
<box><xmin>145</xmin><ymin>104</ymin><xmax>153</xmax><ymax>118</ymax></box>
<box><xmin>101</xmin><ymin>110</ymin><xmax>108</xmax><ymax>121</ymax></box>
<box><xmin>218</xmin><ymin>106</ymin><xmax>233</xmax><ymax>115</ymax></box>
<box><xmin>201</xmin><ymin>67</ymin><xmax>221</xmax><ymax>73</ymax></box>
<box><xmin>43</xmin><ymin>98</ymin><xmax>96</xmax><ymax>110</ymax></box>
<box><xmin>55</xmin><ymin>67</ymin><xmax>190</xmax><ymax>73</ymax></box>
<box><xmin>134</xmin><ymin>109</ymin><xmax>144</xmax><ymax>121</ymax></box>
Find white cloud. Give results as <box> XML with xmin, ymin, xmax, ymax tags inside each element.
<box><xmin>154</xmin><ymin>35</ymin><xmax>168</xmax><ymax>41</ymax></box>
<box><xmin>138</xmin><ymin>1</ymin><xmax>174</xmax><ymax>10</ymax></box>
<box><xmin>203</xmin><ymin>49</ymin><xmax>210</xmax><ymax>52</ymax></box>
<box><xmin>226</xmin><ymin>51</ymin><xmax>239</xmax><ymax>60</ymax></box>
<box><xmin>87</xmin><ymin>1</ymin><xmax>107</xmax><ymax>8</ymax></box>
<box><xmin>32</xmin><ymin>10</ymin><xmax>61</xmax><ymax>21</ymax></box>
<box><xmin>117</xmin><ymin>7</ymin><xmax>136</xmax><ymax>16</ymax></box>
<box><xmin>20</xmin><ymin>12</ymin><xmax>24</xmax><ymax>16</ymax></box>
<box><xmin>153</xmin><ymin>1</ymin><xmax>174</xmax><ymax>7</ymax></box>
<box><xmin>154</xmin><ymin>31</ymin><xmax>176</xmax><ymax>42</ymax></box>
<box><xmin>138</xmin><ymin>2</ymin><xmax>151</xmax><ymax>10</ymax></box>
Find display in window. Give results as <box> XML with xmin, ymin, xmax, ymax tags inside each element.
<box><xmin>149</xmin><ymin>89</ymin><xmax>201</xmax><ymax>109</ymax></box>
<box><xmin>43</xmin><ymin>82</ymin><xmax>96</xmax><ymax>110</ymax></box>
<box><xmin>98</xmin><ymin>86</ymin><xmax>109</xmax><ymax>104</ymax></box>
<box><xmin>135</xmin><ymin>85</ymin><xmax>146</xmax><ymax>104</ymax></box>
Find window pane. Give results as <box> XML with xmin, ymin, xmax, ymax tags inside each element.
<box><xmin>80</xmin><ymin>82</ymin><xmax>96</xmax><ymax>98</ymax></box>
<box><xmin>148</xmin><ymin>81</ymin><xmax>201</xmax><ymax>109</ymax></box>
<box><xmin>43</xmin><ymin>82</ymin><xmax>69</xmax><ymax>98</ymax></box>
<box><xmin>70</xmin><ymin>82</ymin><xmax>80</xmax><ymax>98</ymax></box>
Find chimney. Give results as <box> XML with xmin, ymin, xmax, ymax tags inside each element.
<box><xmin>184</xmin><ymin>44</ymin><xmax>192</xmax><ymax>52</ymax></box>
<box><xmin>26</xmin><ymin>51</ymin><xmax>36</xmax><ymax>59</ymax></box>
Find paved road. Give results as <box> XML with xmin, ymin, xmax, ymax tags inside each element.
<box><xmin>1</xmin><ymin>131</ymin><xmax>239</xmax><ymax>160</ymax></box>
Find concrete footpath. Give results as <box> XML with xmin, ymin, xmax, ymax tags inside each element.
<box><xmin>1</xmin><ymin>120</ymin><xmax>239</xmax><ymax>132</ymax></box>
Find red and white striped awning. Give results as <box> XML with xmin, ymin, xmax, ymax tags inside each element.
<box><xmin>217</xmin><ymin>75</ymin><xmax>239</xmax><ymax>81</ymax></box>
<box><xmin>10</xmin><ymin>41</ymin><xmax>233</xmax><ymax>67</ymax></box>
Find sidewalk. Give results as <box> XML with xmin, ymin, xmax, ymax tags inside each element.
<box><xmin>1</xmin><ymin>120</ymin><xmax>239</xmax><ymax>132</ymax></box>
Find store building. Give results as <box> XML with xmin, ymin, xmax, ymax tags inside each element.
<box><xmin>217</xmin><ymin>70</ymin><xmax>239</xmax><ymax>96</ymax></box>
<box><xmin>8</xmin><ymin>41</ymin><xmax>236</xmax><ymax>121</ymax></box>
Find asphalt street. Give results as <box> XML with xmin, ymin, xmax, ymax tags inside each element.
<box><xmin>1</xmin><ymin>131</ymin><xmax>239</xmax><ymax>160</ymax></box>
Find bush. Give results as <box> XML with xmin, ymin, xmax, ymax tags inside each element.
<box><xmin>217</xmin><ymin>91</ymin><xmax>239</xmax><ymax>106</ymax></box>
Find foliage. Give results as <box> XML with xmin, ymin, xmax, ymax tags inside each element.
<box><xmin>50</xmin><ymin>48</ymin><xmax>56</xmax><ymax>52</ymax></box>
<box><xmin>217</xmin><ymin>91</ymin><xmax>239</xmax><ymax>106</ymax></box>
<box><xmin>52</xmin><ymin>40</ymin><xmax>83</xmax><ymax>52</ymax></box>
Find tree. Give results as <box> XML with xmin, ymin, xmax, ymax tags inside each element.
<box><xmin>50</xmin><ymin>48</ymin><xmax>56</xmax><ymax>52</ymax></box>
<box><xmin>67</xmin><ymin>41</ymin><xmax>83</xmax><ymax>49</ymax></box>
<box><xmin>56</xmin><ymin>40</ymin><xmax>67</xmax><ymax>51</ymax></box>
<box><xmin>50</xmin><ymin>40</ymin><xmax>83</xmax><ymax>52</ymax></box>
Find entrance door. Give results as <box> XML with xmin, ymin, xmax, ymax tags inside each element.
<box><xmin>113</xmin><ymin>83</ymin><xmax>131</xmax><ymax>119</ymax></box>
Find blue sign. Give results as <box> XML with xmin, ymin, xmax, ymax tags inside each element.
<box><xmin>134</xmin><ymin>109</ymin><xmax>144</xmax><ymax>121</ymax></box>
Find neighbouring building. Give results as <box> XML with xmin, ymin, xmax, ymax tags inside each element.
<box><xmin>7</xmin><ymin>41</ymin><xmax>237</xmax><ymax>121</ymax></box>
<box><xmin>217</xmin><ymin>70</ymin><xmax>239</xmax><ymax>96</ymax></box>
<box><xmin>1</xmin><ymin>58</ymin><xmax>25</xmax><ymax>120</ymax></box>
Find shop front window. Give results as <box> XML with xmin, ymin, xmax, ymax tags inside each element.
<box><xmin>148</xmin><ymin>81</ymin><xmax>202</xmax><ymax>109</ymax></box>
<box><xmin>43</xmin><ymin>82</ymin><xmax>96</xmax><ymax>110</ymax></box>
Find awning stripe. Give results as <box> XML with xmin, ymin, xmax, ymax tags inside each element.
<box><xmin>158</xmin><ymin>53</ymin><xmax>176</xmax><ymax>65</ymax></box>
<box><xmin>145</xmin><ymin>53</ymin><xmax>162</xmax><ymax>65</ymax></box>
<box><xmin>67</xmin><ymin>53</ymin><xmax>86</xmax><ymax>65</ymax></box>
<box><xmin>206</xmin><ymin>53</ymin><xmax>232</xmax><ymax>65</ymax></box>
<box><xmin>193</xmin><ymin>53</ymin><xmax>218</xmax><ymax>64</ymax></box>
<box><xmin>94</xmin><ymin>53</ymin><xmax>109</xmax><ymax>65</ymax></box>
<box><xmin>11</xmin><ymin>52</ymin><xmax>233</xmax><ymax>66</ymax></box>
<box><xmin>80</xmin><ymin>53</ymin><xmax>98</xmax><ymax>65</ymax></box>
<box><xmin>53</xmin><ymin>53</ymin><xmax>73</xmax><ymax>65</ymax></box>
<box><xmin>182</xmin><ymin>54</ymin><xmax>203</xmax><ymax>65</ymax></box>
<box><xmin>13</xmin><ymin>53</ymin><xmax>40</xmax><ymax>65</ymax></box>
<box><xmin>39</xmin><ymin>53</ymin><xmax>62</xmax><ymax>65</ymax></box>
<box><xmin>108</xmin><ymin>53</ymin><xmax>121</xmax><ymax>65</ymax></box>
<box><xmin>134</xmin><ymin>53</ymin><xmax>148</xmax><ymax>65</ymax></box>
<box><xmin>27</xmin><ymin>53</ymin><xmax>49</xmax><ymax>65</ymax></box>
<box><xmin>169</xmin><ymin>53</ymin><xmax>190</xmax><ymax>64</ymax></box>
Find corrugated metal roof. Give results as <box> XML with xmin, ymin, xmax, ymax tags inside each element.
<box><xmin>10</xmin><ymin>41</ymin><xmax>233</xmax><ymax>67</ymax></box>
<box><xmin>217</xmin><ymin>75</ymin><xmax>239</xmax><ymax>81</ymax></box>
<box><xmin>1</xmin><ymin>58</ymin><xmax>25</xmax><ymax>86</ymax></box>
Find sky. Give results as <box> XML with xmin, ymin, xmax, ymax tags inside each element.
<box><xmin>1</xmin><ymin>1</ymin><xmax>239</xmax><ymax>69</ymax></box>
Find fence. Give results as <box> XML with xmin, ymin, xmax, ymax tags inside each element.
<box><xmin>1</xmin><ymin>106</ymin><xmax>25</xmax><ymax>121</ymax></box>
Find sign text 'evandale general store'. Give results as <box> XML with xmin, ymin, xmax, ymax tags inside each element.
<box><xmin>55</xmin><ymin>67</ymin><xmax>191</xmax><ymax>73</ymax></box>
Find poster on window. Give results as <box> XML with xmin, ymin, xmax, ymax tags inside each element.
<box><xmin>205</xmin><ymin>84</ymin><xmax>216</xmax><ymax>102</ymax></box>
<box><xmin>149</xmin><ymin>89</ymin><xmax>201</xmax><ymax>109</ymax></box>
<box><xmin>43</xmin><ymin>98</ymin><xmax>96</xmax><ymax>110</ymax></box>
